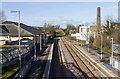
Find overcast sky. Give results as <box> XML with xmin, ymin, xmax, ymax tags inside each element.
<box><xmin>2</xmin><ymin>2</ymin><xmax>118</xmax><ymax>28</ymax></box>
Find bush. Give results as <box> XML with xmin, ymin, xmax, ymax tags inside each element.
<box><xmin>103</xmin><ymin>37</ymin><xmax>111</xmax><ymax>49</ymax></box>
<box><xmin>89</xmin><ymin>36</ymin><xmax>94</xmax><ymax>44</ymax></box>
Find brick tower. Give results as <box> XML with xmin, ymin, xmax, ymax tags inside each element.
<box><xmin>97</xmin><ymin>7</ymin><xmax>101</xmax><ymax>33</ymax></box>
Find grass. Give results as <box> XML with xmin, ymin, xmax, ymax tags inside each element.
<box><xmin>1</xmin><ymin>67</ymin><xmax>19</xmax><ymax>79</ymax></box>
<box><xmin>2</xmin><ymin>60</ymin><xmax>19</xmax><ymax>79</ymax></box>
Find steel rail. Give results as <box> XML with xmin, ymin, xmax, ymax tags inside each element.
<box><xmin>61</xmin><ymin>37</ymin><xmax>96</xmax><ymax>78</ymax></box>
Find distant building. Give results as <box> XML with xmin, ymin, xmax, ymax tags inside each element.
<box><xmin>76</xmin><ymin>25</ymin><xmax>96</xmax><ymax>42</ymax></box>
<box><xmin>70</xmin><ymin>28</ymin><xmax>77</xmax><ymax>37</ymax></box>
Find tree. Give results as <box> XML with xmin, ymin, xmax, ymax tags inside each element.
<box><xmin>93</xmin><ymin>35</ymin><xmax>101</xmax><ymax>48</ymax></box>
<box><xmin>55</xmin><ymin>25</ymin><xmax>60</xmax><ymax>29</ymax></box>
<box><xmin>104</xmin><ymin>21</ymin><xmax>115</xmax><ymax>35</ymax></box>
<box><xmin>65</xmin><ymin>24</ymin><xmax>76</xmax><ymax>35</ymax></box>
<box><xmin>46</xmin><ymin>24</ymin><xmax>57</xmax><ymax>37</ymax></box>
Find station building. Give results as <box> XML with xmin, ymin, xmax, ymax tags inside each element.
<box><xmin>0</xmin><ymin>21</ymin><xmax>45</xmax><ymax>45</ymax></box>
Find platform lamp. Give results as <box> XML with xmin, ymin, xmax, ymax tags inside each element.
<box><xmin>10</xmin><ymin>10</ymin><xmax>21</xmax><ymax>77</ymax></box>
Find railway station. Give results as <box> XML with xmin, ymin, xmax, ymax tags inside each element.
<box><xmin>0</xmin><ymin>1</ymin><xmax>120</xmax><ymax>79</ymax></box>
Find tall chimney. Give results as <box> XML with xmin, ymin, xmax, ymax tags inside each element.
<box><xmin>97</xmin><ymin>7</ymin><xmax>101</xmax><ymax>33</ymax></box>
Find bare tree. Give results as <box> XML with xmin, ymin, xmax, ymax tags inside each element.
<box><xmin>55</xmin><ymin>25</ymin><xmax>60</xmax><ymax>29</ymax></box>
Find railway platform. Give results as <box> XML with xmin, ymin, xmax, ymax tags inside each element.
<box><xmin>77</xmin><ymin>45</ymin><xmax>120</xmax><ymax>78</ymax></box>
<box><xmin>65</xmin><ymin>36</ymin><xmax>120</xmax><ymax>78</ymax></box>
<box><xmin>25</xmin><ymin>43</ymin><xmax>53</xmax><ymax>78</ymax></box>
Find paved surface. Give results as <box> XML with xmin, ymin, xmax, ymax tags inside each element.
<box><xmin>25</xmin><ymin>44</ymin><xmax>51</xmax><ymax>79</ymax></box>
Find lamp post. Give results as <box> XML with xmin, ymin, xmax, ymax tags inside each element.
<box><xmin>10</xmin><ymin>10</ymin><xmax>21</xmax><ymax>77</ymax></box>
<box><xmin>101</xmin><ymin>26</ymin><xmax>103</xmax><ymax>60</ymax></box>
<box><xmin>111</xmin><ymin>37</ymin><xmax>113</xmax><ymax>58</ymax></box>
<box><xmin>88</xmin><ymin>34</ymin><xmax>90</xmax><ymax>51</ymax></box>
<box><xmin>87</xmin><ymin>26</ymin><xmax>89</xmax><ymax>51</ymax></box>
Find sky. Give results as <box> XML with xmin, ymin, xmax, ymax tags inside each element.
<box><xmin>1</xmin><ymin>0</ymin><xmax>119</xmax><ymax>2</ymax></box>
<box><xmin>1</xmin><ymin>2</ymin><xmax>118</xmax><ymax>28</ymax></box>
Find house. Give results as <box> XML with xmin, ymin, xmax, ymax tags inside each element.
<box><xmin>70</xmin><ymin>28</ymin><xmax>77</xmax><ymax>37</ymax></box>
<box><xmin>0</xmin><ymin>25</ymin><xmax>11</xmax><ymax>45</ymax></box>
<box><xmin>0</xmin><ymin>21</ymin><xmax>45</xmax><ymax>45</ymax></box>
<box><xmin>76</xmin><ymin>25</ymin><xmax>97</xmax><ymax>42</ymax></box>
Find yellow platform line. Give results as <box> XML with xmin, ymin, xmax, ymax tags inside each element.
<box><xmin>75</xmin><ymin>45</ymin><xmax>116</xmax><ymax>77</ymax></box>
<box><xmin>0</xmin><ymin>45</ymin><xmax>28</xmax><ymax>47</ymax></box>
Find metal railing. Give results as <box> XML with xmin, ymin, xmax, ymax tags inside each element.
<box><xmin>0</xmin><ymin>45</ymin><xmax>36</xmax><ymax>71</ymax></box>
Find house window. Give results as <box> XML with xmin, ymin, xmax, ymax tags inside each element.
<box><xmin>81</xmin><ymin>28</ymin><xmax>83</xmax><ymax>32</ymax></box>
<box><xmin>87</xmin><ymin>28</ymin><xmax>89</xmax><ymax>32</ymax></box>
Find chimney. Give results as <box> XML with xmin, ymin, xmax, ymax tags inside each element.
<box><xmin>97</xmin><ymin>7</ymin><xmax>101</xmax><ymax>33</ymax></box>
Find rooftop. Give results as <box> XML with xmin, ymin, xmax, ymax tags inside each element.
<box><xmin>2</xmin><ymin>21</ymin><xmax>44</xmax><ymax>36</ymax></box>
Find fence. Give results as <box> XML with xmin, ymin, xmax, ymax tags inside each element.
<box><xmin>110</xmin><ymin>56</ymin><xmax>120</xmax><ymax>71</ymax></box>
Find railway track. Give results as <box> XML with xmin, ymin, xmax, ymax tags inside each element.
<box><xmin>60</xmin><ymin>37</ymin><xmax>104</xmax><ymax>78</ymax></box>
<box><xmin>64</xmin><ymin>36</ymin><xmax>118</xmax><ymax>78</ymax></box>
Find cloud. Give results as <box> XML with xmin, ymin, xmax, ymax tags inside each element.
<box><xmin>112</xmin><ymin>5</ymin><xmax>118</xmax><ymax>9</ymax></box>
